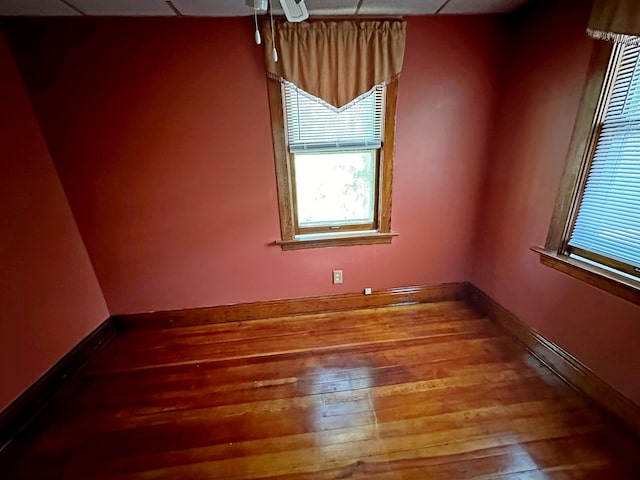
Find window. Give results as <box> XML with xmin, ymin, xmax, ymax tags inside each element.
<box><xmin>539</xmin><ymin>41</ymin><xmax>640</xmax><ymax>304</ymax></box>
<box><xmin>268</xmin><ymin>77</ymin><xmax>398</xmax><ymax>250</ymax></box>
<box><xmin>262</xmin><ymin>20</ymin><xmax>405</xmax><ymax>250</ymax></box>
<box><xmin>568</xmin><ymin>43</ymin><xmax>640</xmax><ymax>277</ymax></box>
<box><xmin>284</xmin><ymin>80</ymin><xmax>383</xmax><ymax>235</ymax></box>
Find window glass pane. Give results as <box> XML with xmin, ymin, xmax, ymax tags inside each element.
<box><xmin>294</xmin><ymin>151</ymin><xmax>376</xmax><ymax>228</ymax></box>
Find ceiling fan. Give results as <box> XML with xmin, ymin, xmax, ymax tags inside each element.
<box><xmin>245</xmin><ymin>0</ymin><xmax>309</xmax><ymax>23</ymax></box>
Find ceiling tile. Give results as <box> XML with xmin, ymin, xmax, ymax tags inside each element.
<box><xmin>358</xmin><ymin>0</ymin><xmax>447</xmax><ymax>16</ymax></box>
<box><xmin>0</xmin><ymin>0</ymin><xmax>532</xmax><ymax>17</ymax></box>
<box><xmin>170</xmin><ymin>0</ymin><xmax>250</xmax><ymax>17</ymax></box>
<box><xmin>0</xmin><ymin>0</ymin><xmax>81</xmax><ymax>16</ymax></box>
<box><xmin>67</xmin><ymin>0</ymin><xmax>176</xmax><ymax>16</ymax></box>
<box><xmin>439</xmin><ymin>0</ymin><xmax>529</xmax><ymax>14</ymax></box>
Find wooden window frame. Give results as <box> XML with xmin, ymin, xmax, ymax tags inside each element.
<box><xmin>268</xmin><ymin>77</ymin><xmax>399</xmax><ymax>251</ymax></box>
<box><xmin>536</xmin><ymin>41</ymin><xmax>640</xmax><ymax>305</ymax></box>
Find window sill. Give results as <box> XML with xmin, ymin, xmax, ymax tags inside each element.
<box><xmin>275</xmin><ymin>232</ymin><xmax>398</xmax><ymax>251</ymax></box>
<box><xmin>531</xmin><ymin>246</ymin><xmax>640</xmax><ymax>306</ymax></box>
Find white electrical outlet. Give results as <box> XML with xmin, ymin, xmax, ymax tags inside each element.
<box><xmin>364</xmin><ymin>287</ymin><xmax>372</xmax><ymax>295</ymax></box>
<box><xmin>332</xmin><ymin>270</ymin><xmax>343</xmax><ymax>284</ymax></box>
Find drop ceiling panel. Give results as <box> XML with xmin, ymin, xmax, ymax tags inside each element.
<box><xmin>358</xmin><ymin>0</ymin><xmax>447</xmax><ymax>16</ymax></box>
<box><xmin>0</xmin><ymin>0</ymin><xmax>82</xmax><ymax>16</ymax></box>
<box><xmin>0</xmin><ymin>0</ymin><xmax>531</xmax><ymax>17</ymax></box>
<box><xmin>67</xmin><ymin>0</ymin><xmax>176</xmax><ymax>16</ymax></box>
<box><xmin>440</xmin><ymin>0</ymin><xmax>529</xmax><ymax>14</ymax></box>
<box><xmin>170</xmin><ymin>0</ymin><xmax>249</xmax><ymax>17</ymax></box>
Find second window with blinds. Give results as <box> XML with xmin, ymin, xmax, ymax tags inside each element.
<box><xmin>268</xmin><ymin>78</ymin><xmax>398</xmax><ymax>250</ymax></box>
<box><xmin>567</xmin><ymin>43</ymin><xmax>640</xmax><ymax>280</ymax></box>
<box><xmin>541</xmin><ymin>42</ymin><xmax>640</xmax><ymax>302</ymax></box>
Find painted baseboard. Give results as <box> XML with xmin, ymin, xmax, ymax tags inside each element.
<box><xmin>114</xmin><ymin>282</ymin><xmax>470</xmax><ymax>329</ymax></box>
<box><xmin>466</xmin><ymin>283</ymin><xmax>640</xmax><ymax>437</ymax></box>
<box><xmin>0</xmin><ymin>317</ymin><xmax>117</xmax><ymax>454</ymax></box>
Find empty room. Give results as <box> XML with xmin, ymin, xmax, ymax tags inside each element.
<box><xmin>1</xmin><ymin>0</ymin><xmax>639</xmax><ymax>478</ymax></box>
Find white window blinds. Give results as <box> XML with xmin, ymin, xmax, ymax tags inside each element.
<box><xmin>569</xmin><ymin>44</ymin><xmax>640</xmax><ymax>272</ymax></box>
<box><xmin>282</xmin><ymin>80</ymin><xmax>385</xmax><ymax>153</ymax></box>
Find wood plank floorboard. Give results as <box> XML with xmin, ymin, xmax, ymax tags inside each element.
<box><xmin>3</xmin><ymin>301</ymin><xmax>639</xmax><ymax>479</ymax></box>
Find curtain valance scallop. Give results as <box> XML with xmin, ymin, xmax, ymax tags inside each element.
<box><xmin>263</xmin><ymin>20</ymin><xmax>407</xmax><ymax>109</ymax></box>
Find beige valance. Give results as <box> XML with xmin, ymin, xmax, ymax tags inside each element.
<box><xmin>588</xmin><ymin>0</ymin><xmax>640</xmax><ymax>46</ymax></box>
<box><xmin>264</xmin><ymin>20</ymin><xmax>407</xmax><ymax>109</ymax></box>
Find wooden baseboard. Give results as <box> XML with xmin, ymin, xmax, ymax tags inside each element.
<box><xmin>0</xmin><ymin>317</ymin><xmax>117</xmax><ymax>453</ymax></box>
<box><xmin>466</xmin><ymin>283</ymin><xmax>640</xmax><ymax>437</ymax></box>
<box><xmin>1</xmin><ymin>283</ymin><xmax>466</xmax><ymax>456</ymax></box>
<box><xmin>114</xmin><ymin>282</ymin><xmax>469</xmax><ymax>329</ymax></box>
<box><xmin>3</xmin><ymin>282</ymin><xmax>639</xmax><ymax>460</ymax></box>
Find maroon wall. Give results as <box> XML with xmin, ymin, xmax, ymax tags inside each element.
<box><xmin>472</xmin><ymin>0</ymin><xmax>640</xmax><ymax>405</ymax></box>
<box><xmin>2</xmin><ymin>2</ymin><xmax>639</xmax><ymax>413</ymax></box>
<box><xmin>5</xmin><ymin>16</ymin><xmax>504</xmax><ymax>315</ymax></box>
<box><xmin>0</xmin><ymin>32</ymin><xmax>109</xmax><ymax>411</ymax></box>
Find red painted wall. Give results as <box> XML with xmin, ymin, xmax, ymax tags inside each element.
<box><xmin>5</xmin><ymin>16</ymin><xmax>504</xmax><ymax>315</ymax></box>
<box><xmin>3</xmin><ymin>3</ymin><xmax>639</xmax><ymax>411</ymax></box>
<box><xmin>0</xmin><ymin>32</ymin><xmax>108</xmax><ymax>411</ymax></box>
<box><xmin>472</xmin><ymin>0</ymin><xmax>640</xmax><ymax>404</ymax></box>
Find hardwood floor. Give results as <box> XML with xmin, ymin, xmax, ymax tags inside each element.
<box><xmin>3</xmin><ymin>301</ymin><xmax>639</xmax><ymax>478</ymax></box>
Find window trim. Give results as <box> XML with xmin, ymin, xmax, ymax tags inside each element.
<box><xmin>537</xmin><ymin>41</ymin><xmax>640</xmax><ymax>305</ymax></box>
<box><xmin>267</xmin><ymin>77</ymin><xmax>399</xmax><ymax>250</ymax></box>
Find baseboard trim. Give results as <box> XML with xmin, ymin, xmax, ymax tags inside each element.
<box><xmin>114</xmin><ymin>282</ymin><xmax>470</xmax><ymax>329</ymax></box>
<box><xmin>2</xmin><ymin>282</ymin><xmax>639</xmax><ymax>457</ymax></box>
<box><xmin>0</xmin><ymin>317</ymin><xmax>117</xmax><ymax>453</ymax></box>
<box><xmin>466</xmin><ymin>283</ymin><xmax>640</xmax><ymax>437</ymax></box>
<box><xmin>1</xmin><ymin>283</ymin><xmax>467</xmax><ymax>454</ymax></box>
